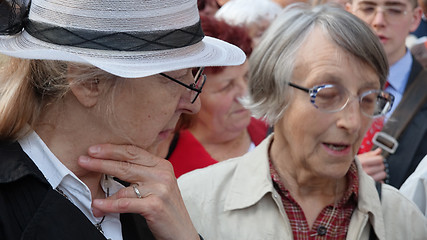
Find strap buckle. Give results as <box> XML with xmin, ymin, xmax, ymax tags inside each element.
<box><xmin>372</xmin><ymin>132</ymin><xmax>399</xmax><ymax>154</ymax></box>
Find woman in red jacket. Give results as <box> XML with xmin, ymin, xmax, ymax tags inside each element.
<box><xmin>160</xmin><ymin>14</ymin><xmax>269</xmax><ymax>178</ymax></box>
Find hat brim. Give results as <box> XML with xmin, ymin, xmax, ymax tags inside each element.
<box><xmin>0</xmin><ymin>31</ymin><xmax>246</xmax><ymax>78</ymax></box>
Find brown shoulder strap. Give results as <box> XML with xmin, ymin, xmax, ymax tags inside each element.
<box><xmin>379</xmin><ymin>69</ymin><xmax>427</xmax><ymax>159</ymax></box>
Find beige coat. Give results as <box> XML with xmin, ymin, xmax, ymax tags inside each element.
<box><xmin>178</xmin><ymin>135</ymin><xmax>427</xmax><ymax>240</ymax></box>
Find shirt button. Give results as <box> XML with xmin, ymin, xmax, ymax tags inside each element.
<box><xmin>317</xmin><ymin>226</ymin><xmax>327</xmax><ymax>236</ymax></box>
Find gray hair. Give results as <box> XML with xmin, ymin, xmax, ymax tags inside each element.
<box><xmin>244</xmin><ymin>3</ymin><xmax>388</xmax><ymax>125</ymax></box>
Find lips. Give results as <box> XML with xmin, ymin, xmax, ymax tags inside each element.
<box><xmin>233</xmin><ymin>108</ymin><xmax>248</xmax><ymax>113</ymax></box>
<box><xmin>325</xmin><ymin>143</ymin><xmax>348</xmax><ymax>151</ymax></box>
<box><xmin>323</xmin><ymin>142</ymin><xmax>351</xmax><ymax>152</ymax></box>
<box><xmin>377</xmin><ymin>34</ymin><xmax>388</xmax><ymax>43</ymax></box>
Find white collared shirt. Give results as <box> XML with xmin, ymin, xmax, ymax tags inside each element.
<box><xmin>18</xmin><ymin>131</ymin><xmax>123</xmax><ymax>240</ymax></box>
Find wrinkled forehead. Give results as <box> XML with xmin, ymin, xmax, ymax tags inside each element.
<box><xmin>294</xmin><ymin>27</ymin><xmax>377</xmax><ymax>77</ymax></box>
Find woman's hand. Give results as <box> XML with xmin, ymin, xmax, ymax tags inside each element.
<box><xmin>357</xmin><ymin>148</ymin><xmax>387</xmax><ymax>182</ymax></box>
<box><xmin>78</xmin><ymin>144</ymin><xmax>199</xmax><ymax>240</ymax></box>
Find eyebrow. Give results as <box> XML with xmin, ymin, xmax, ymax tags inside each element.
<box><xmin>312</xmin><ymin>73</ymin><xmax>342</xmax><ymax>85</ymax></box>
<box><xmin>358</xmin><ymin>0</ymin><xmax>407</xmax><ymax>7</ymax></box>
<box><xmin>312</xmin><ymin>73</ymin><xmax>380</xmax><ymax>91</ymax></box>
<box><xmin>361</xmin><ymin>81</ymin><xmax>381</xmax><ymax>91</ymax></box>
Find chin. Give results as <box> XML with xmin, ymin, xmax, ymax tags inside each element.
<box><xmin>238</xmin><ymin>115</ymin><xmax>252</xmax><ymax>127</ymax></box>
<box><xmin>230</xmin><ymin>123</ymin><xmax>250</xmax><ymax>133</ymax></box>
<box><xmin>146</xmin><ymin>144</ymin><xmax>158</xmax><ymax>154</ymax></box>
<box><xmin>320</xmin><ymin>168</ymin><xmax>348</xmax><ymax>180</ymax></box>
<box><xmin>331</xmin><ymin>161</ymin><xmax>353</xmax><ymax>177</ymax></box>
<box><xmin>146</xmin><ymin>138</ymin><xmax>165</xmax><ymax>154</ymax></box>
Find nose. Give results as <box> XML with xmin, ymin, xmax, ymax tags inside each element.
<box><xmin>336</xmin><ymin>98</ymin><xmax>363</xmax><ymax>134</ymax></box>
<box><xmin>371</xmin><ymin>8</ymin><xmax>387</xmax><ymax>27</ymax></box>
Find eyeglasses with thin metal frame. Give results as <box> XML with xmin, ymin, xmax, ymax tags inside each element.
<box><xmin>288</xmin><ymin>82</ymin><xmax>395</xmax><ymax>118</ymax></box>
<box><xmin>159</xmin><ymin>67</ymin><xmax>206</xmax><ymax>104</ymax></box>
<box><xmin>355</xmin><ymin>3</ymin><xmax>409</xmax><ymax>23</ymax></box>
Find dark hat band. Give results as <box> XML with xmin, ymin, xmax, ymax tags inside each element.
<box><xmin>24</xmin><ymin>20</ymin><xmax>205</xmax><ymax>51</ymax></box>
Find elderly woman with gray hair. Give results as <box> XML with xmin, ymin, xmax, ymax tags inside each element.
<box><xmin>178</xmin><ymin>3</ymin><xmax>427</xmax><ymax>239</ymax></box>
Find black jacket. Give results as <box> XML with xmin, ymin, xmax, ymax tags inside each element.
<box><xmin>0</xmin><ymin>140</ymin><xmax>155</xmax><ymax>240</ymax></box>
<box><xmin>387</xmin><ymin>58</ymin><xmax>427</xmax><ymax>188</ymax></box>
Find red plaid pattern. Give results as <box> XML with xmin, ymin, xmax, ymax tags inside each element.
<box><xmin>270</xmin><ymin>161</ymin><xmax>359</xmax><ymax>239</ymax></box>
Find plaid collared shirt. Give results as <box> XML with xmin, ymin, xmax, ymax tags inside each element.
<box><xmin>270</xmin><ymin>161</ymin><xmax>359</xmax><ymax>240</ymax></box>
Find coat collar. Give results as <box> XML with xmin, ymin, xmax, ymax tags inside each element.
<box><xmin>0</xmin><ymin>140</ymin><xmax>46</xmax><ymax>184</ymax></box>
<box><xmin>354</xmin><ymin>158</ymin><xmax>386</xmax><ymax>239</ymax></box>
<box><xmin>224</xmin><ymin>135</ymin><xmax>276</xmax><ymax>211</ymax></box>
<box><xmin>22</xmin><ymin>188</ymin><xmax>108</xmax><ymax>239</ymax></box>
<box><xmin>407</xmin><ymin>56</ymin><xmax>423</xmax><ymax>87</ymax></box>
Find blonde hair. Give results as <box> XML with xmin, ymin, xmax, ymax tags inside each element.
<box><xmin>0</xmin><ymin>57</ymin><xmax>117</xmax><ymax>141</ymax></box>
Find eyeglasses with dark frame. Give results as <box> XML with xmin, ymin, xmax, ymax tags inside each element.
<box><xmin>288</xmin><ymin>82</ymin><xmax>395</xmax><ymax>118</ymax></box>
<box><xmin>159</xmin><ymin>67</ymin><xmax>206</xmax><ymax>104</ymax></box>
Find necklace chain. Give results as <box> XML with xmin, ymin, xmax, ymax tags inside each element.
<box><xmin>55</xmin><ymin>174</ymin><xmax>110</xmax><ymax>236</ymax></box>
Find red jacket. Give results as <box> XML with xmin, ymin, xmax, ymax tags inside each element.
<box><xmin>168</xmin><ymin>118</ymin><xmax>269</xmax><ymax>178</ymax></box>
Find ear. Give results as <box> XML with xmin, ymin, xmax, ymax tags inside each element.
<box><xmin>345</xmin><ymin>2</ymin><xmax>353</xmax><ymax>13</ymax></box>
<box><xmin>410</xmin><ymin>6</ymin><xmax>423</xmax><ymax>32</ymax></box>
<box><xmin>67</xmin><ymin>67</ymin><xmax>100</xmax><ymax>108</ymax></box>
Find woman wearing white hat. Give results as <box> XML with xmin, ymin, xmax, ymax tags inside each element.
<box><xmin>0</xmin><ymin>0</ymin><xmax>245</xmax><ymax>239</ymax></box>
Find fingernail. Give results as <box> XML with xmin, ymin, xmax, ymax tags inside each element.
<box><xmin>79</xmin><ymin>156</ymin><xmax>90</xmax><ymax>163</ymax></box>
<box><xmin>89</xmin><ymin>146</ymin><xmax>101</xmax><ymax>154</ymax></box>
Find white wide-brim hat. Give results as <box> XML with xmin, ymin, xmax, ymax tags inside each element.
<box><xmin>0</xmin><ymin>0</ymin><xmax>246</xmax><ymax>78</ymax></box>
